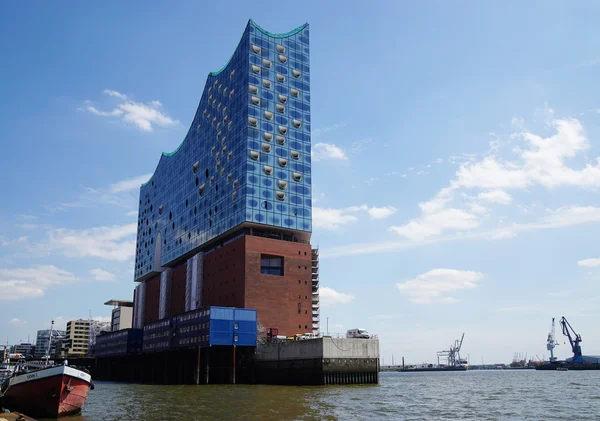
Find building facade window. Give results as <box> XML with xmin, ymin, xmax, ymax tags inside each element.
<box><xmin>260</xmin><ymin>255</ymin><xmax>283</xmax><ymax>276</ymax></box>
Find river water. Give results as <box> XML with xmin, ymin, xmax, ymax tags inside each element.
<box><xmin>56</xmin><ymin>370</ymin><xmax>600</xmax><ymax>420</ymax></box>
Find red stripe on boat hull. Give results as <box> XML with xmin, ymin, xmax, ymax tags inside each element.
<box><xmin>2</xmin><ymin>373</ymin><xmax>90</xmax><ymax>418</ymax></box>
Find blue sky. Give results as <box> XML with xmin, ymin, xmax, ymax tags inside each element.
<box><xmin>2</xmin><ymin>1</ymin><xmax>600</xmax><ymax>364</ymax></box>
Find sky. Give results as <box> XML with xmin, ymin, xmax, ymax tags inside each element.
<box><xmin>1</xmin><ymin>1</ymin><xmax>600</xmax><ymax>364</ymax></box>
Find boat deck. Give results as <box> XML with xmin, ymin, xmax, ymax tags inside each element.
<box><xmin>0</xmin><ymin>411</ymin><xmax>37</xmax><ymax>421</ymax></box>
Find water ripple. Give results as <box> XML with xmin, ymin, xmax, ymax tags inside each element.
<box><xmin>43</xmin><ymin>370</ymin><xmax>600</xmax><ymax>421</ymax></box>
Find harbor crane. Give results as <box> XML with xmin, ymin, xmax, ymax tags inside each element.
<box><xmin>437</xmin><ymin>333</ymin><xmax>466</xmax><ymax>367</ymax></box>
<box><xmin>560</xmin><ymin>316</ymin><xmax>584</xmax><ymax>363</ymax></box>
<box><xmin>546</xmin><ymin>318</ymin><xmax>558</xmax><ymax>362</ymax></box>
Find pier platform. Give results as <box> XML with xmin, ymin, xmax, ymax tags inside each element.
<box><xmin>254</xmin><ymin>337</ymin><xmax>380</xmax><ymax>385</ymax></box>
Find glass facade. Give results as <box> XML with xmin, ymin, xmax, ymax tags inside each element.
<box><xmin>135</xmin><ymin>20</ymin><xmax>311</xmax><ymax>281</ymax></box>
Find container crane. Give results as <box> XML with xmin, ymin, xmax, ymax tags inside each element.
<box><xmin>546</xmin><ymin>318</ymin><xmax>558</xmax><ymax>362</ymax></box>
<box><xmin>437</xmin><ymin>333</ymin><xmax>466</xmax><ymax>367</ymax></box>
<box><xmin>559</xmin><ymin>316</ymin><xmax>584</xmax><ymax>363</ymax></box>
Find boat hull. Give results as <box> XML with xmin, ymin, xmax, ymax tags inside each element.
<box><xmin>398</xmin><ymin>366</ymin><xmax>467</xmax><ymax>372</ymax></box>
<box><xmin>1</xmin><ymin>365</ymin><xmax>91</xmax><ymax>418</ymax></box>
<box><xmin>536</xmin><ymin>362</ymin><xmax>600</xmax><ymax>371</ymax></box>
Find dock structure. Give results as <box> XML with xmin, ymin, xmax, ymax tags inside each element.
<box><xmin>92</xmin><ymin>318</ymin><xmax>380</xmax><ymax>385</ymax></box>
<box><xmin>94</xmin><ymin>306</ymin><xmax>257</xmax><ymax>385</ymax></box>
<box><xmin>254</xmin><ymin>337</ymin><xmax>380</xmax><ymax>385</ymax></box>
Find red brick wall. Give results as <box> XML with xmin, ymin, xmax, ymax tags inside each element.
<box><xmin>147</xmin><ymin>234</ymin><xmax>313</xmax><ymax>337</ymax></box>
<box><xmin>202</xmin><ymin>236</ymin><xmax>246</xmax><ymax>308</ymax></box>
<box><xmin>169</xmin><ymin>263</ymin><xmax>187</xmax><ymax>317</ymax></box>
<box><xmin>143</xmin><ymin>274</ymin><xmax>161</xmax><ymax>324</ymax></box>
<box><xmin>244</xmin><ymin>236</ymin><xmax>312</xmax><ymax>337</ymax></box>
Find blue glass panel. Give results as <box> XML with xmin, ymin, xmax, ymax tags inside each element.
<box><xmin>134</xmin><ymin>21</ymin><xmax>311</xmax><ymax>280</ymax></box>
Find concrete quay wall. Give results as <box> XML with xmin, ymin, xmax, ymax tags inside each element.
<box><xmin>255</xmin><ymin>338</ymin><xmax>379</xmax><ymax>361</ymax></box>
<box><xmin>254</xmin><ymin>338</ymin><xmax>380</xmax><ymax>385</ymax></box>
<box><xmin>323</xmin><ymin>338</ymin><xmax>379</xmax><ymax>359</ymax></box>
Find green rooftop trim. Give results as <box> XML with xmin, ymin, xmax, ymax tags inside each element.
<box><xmin>141</xmin><ymin>19</ymin><xmax>308</xmax><ymax>189</ymax></box>
<box><xmin>161</xmin><ymin>140</ymin><xmax>184</xmax><ymax>157</ymax></box>
<box><xmin>209</xmin><ymin>20</ymin><xmax>308</xmax><ymax>76</ymax></box>
<box><xmin>250</xmin><ymin>19</ymin><xmax>308</xmax><ymax>39</ymax></box>
<box><xmin>208</xmin><ymin>20</ymin><xmax>249</xmax><ymax>77</ymax></box>
<box><xmin>141</xmin><ymin>139</ymin><xmax>185</xmax><ymax>187</ymax></box>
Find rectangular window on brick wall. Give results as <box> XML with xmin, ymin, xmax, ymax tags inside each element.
<box><xmin>260</xmin><ymin>255</ymin><xmax>283</xmax><ymax>276</ymax></box>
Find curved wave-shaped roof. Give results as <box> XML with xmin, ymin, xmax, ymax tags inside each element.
<box><xmin>141</xmin><ymin>19</ymin><xmax>308</xmax><ymax>188</ymax></box>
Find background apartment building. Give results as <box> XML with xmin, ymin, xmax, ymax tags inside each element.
<box><xmin>34</xmin><ymin>328</ymin><xmax>65</xmax><ymax>358</ymax></box>
<box><xmin>105</xmin><ymin>299</ymin><xmax>134</xmax><ymax>331</ymax></box>
<box><xmin>13</xmin><ymin>343</ymin><xmax>34</xmax><ymax>359</ymax></box>
<box><xmin>64</xmin><ymin>319</ymin><xmax>91</xmax><ymax>357</ymax></box>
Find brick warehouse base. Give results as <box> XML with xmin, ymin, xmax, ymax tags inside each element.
<box><xmin>135</xmin><ymin>233</ymin><xmax>315</xmax><ymax>337</ymax></box>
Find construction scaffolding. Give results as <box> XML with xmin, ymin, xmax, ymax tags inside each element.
<box><xmin>311</xmin><ymin>248</ymin><xmax>320</xmax><ymax>335</ymax></box>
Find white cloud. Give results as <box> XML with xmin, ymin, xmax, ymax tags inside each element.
<box><xmin>367</xmin><ymin>206</ymin><xmax>397</xmax><ymax>220</ymax></box>
<box><xmin>0</xmin><ymin>265</ymin><xmax>77</xmax><ymax>301</ymax></box>
<box><xmin>456</xmin><ymin>118</ymin><xmax>600</xmax><ymax>190</ymax></box>
<box><xmin>391</xmin><ymin>115</ymin><xmax>600</xmax><ymax>244</ymax></box>
<box><xmin>323</xmin><ymin>205</ymin><xmax>600</xmax><ymax>258</ymax></box>
<box><xmin>313</xmin><ymin>207</ymin><xmax>360</xmax><ymax>230</ymax></box>
<box><xmin>87</xmin><ymin>106</ymin><xmax>124</xmax><ymax>117</ymax></box>
<box><xmin>89</xmin><ymin>268</ymin><xmax>117</xmax><ymax>281</ymax></box>
<box><xmin>390</xmin><ymin>189</ymin><xmax>479</xmax><ymax>241</ymax></box>
<box><xmin>396</xmin><ymin>269</ymin><xmax>484</xmax><ymax>304</ymax></box>
<box><xmin>478</xmin><ymin>190</ymin><xmax>512</xmax><ymax>205</ymax></box>
<box><xmin>578</xmin><ymin>258</ymin><xmax>600</xmax><ymax>267</ymax></box>
<box><xmin>320</xmin><ymin>287</ymin><xmax>355</xmax><ymax>305</ymax></box>
<box><xmin>312</xmin><ymin>143</ymin><xmax>348</xmax><ymax>162</ymax></box>
<box><xmin>126</xmin><ymin>211</ymin><xmax>138</xmax><ymax>217</ymax></box>
<box><xmin>44</xmin><ymin>173</ymin><xmax>152</xmax><ymax>215</ymax></box>
<box><xmin>390</xmin><ymin>208</ymin><xmax>479</xmax><ymax>241</ymax></box>
<box><xmin>439</xmin><ymin>297</ymin><xmax>461</xmax><ymax>303</ymax></box>
<box><xmin>109</xmin><ymin>174</ymin><xmax>153</xmax><ymax>193</ymax></box>
<box><xmin>314</xmin><ymin>204</ymin><xmax>397</xmax><ymax>230</ymax></box>
<box><xmin>104</xmin><ymin>89</ymin><xmax>127</xmax><ymax>99</ymax></box>
<box><xmin>84</xmin><ymin>90</ymin><xmax>178</xmax><ymax>132</ymax></box>
<box><xmin>37</xmin><ymin>224</ymin><xmax>137</xmax><ymax>261</ymax></box>
<box><xmin>469</xmin><ymin>203</ymin><xmax>490</xmax><ymax>215</ymax></box>
<box><xmin>0</xmin><ymin>281</ymin><xmax>45</xmax><ymax>301</ymax></box>
<box><xmin>539</xmin><ymin>206</ymin><xmax>600</xmax><ymax>228</ymax></box>
<box><xmin>511</xmin><ymin>116</ymin><xmax>525</xmax><ymax>129</ymax></box>
<box><xmin>9</xmin><ymin>318</ymin><xmax>26</xmax><ymax>327</ymax></box>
